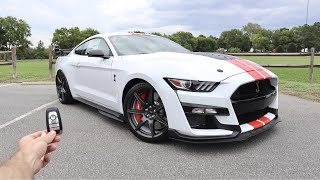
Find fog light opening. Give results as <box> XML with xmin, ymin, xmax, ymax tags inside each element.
<box><xmin>192</xmin><ymin>108</ymin><xmax>205</xmax><ymax>114</ymax></box>
<box><xmin>191</xmin><ymin>108</ymin><xmax>218</xmax><ymax>114</ymax></box>
<box><xmin>205</xmin><ymin>108</ymin><xmax>217</xmax><ymax>114</ymax></box>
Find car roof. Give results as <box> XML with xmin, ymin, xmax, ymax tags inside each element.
<box><xmin>92</xmin><ymin>32</ymin><xmax>156</xmax><ymax>39</ymax></box>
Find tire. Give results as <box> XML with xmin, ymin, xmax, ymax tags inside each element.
<box><xmin>124</xmin><ymin>82</ymin><xmax>168</xmax><ymax>143</ymax></box>
<box><xmin>56</xmin><ymin>71</ymin><xmax>74</xmax><ymax>104</ymax></box>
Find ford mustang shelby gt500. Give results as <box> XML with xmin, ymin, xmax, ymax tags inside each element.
<box><xmin>55</xmin><ymin>33</ymin><xmax>279</xmax><ymax>143</ymax></box>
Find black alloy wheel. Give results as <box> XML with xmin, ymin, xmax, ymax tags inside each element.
<box><xmin>124</xmin><ymin>82</ymin><xmax>168</xmax><ymax>142</ymax></box>
<box><xmin>56</xmin><ymin>72</ymin><xmax>74</xmax><ymax>104</ymax></box>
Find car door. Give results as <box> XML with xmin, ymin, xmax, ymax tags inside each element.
<box><xmin>75</xmin><ymin>38</ymin><xmax>115</xmax><ymax>108</ymax></box>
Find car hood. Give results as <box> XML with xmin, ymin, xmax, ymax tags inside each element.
<box><xmin>120</xmin><ymin>52</ymin><xmax>265</xmax><ymax>82</ymax></box>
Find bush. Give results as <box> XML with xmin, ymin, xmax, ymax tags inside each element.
<box><xmin>228</xmin><ymin>47</ymin><xmax>241</xmax><ymax>53</ymax></box>
<box><xmin>287</xmin><ymin>43</ymin><xmax>297</xmax><ymax>52</ymax></box>
<box><xmin>276</xmin><ymin>45</ymin><xmax>285</xmax><ymax>53</ymax></box>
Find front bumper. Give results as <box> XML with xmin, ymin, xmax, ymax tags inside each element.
<box><xmin>168</xmin><ymin>116</ymin><xmax>280</xmax><ymax>143</ymax></box>
<box><xmin>162</xmin><ymin>72</ymin><xmax>279</xmax><ymax>142</ymax></box>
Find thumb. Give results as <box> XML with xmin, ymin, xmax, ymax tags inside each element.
<box><xmin>40</xmin><ymin>131</ymin><xmax>56</xmax><ymax>144</ymax></box>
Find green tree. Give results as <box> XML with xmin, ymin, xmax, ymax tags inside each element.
<box><xmin>291</xmin><ymin>23</ymin><xmax>320</xmax><ymax>52</ymax></box>
<box><xmin>34</xmin><ymin>40</ymin><xmax>47</xmax><ymax>59</ymax></box>
<box><xmin>81</xmin><ymin>28</ymin><xmax>99</xmax><ymax>40</ymax></box>
<box><xmin>168</xmin><ymin>31</ymin><xmax>197</xmax><ymax>51</ymax></box>
<box><xmin>272</xmin><ymin>28</ymin><xmax>295</xmax><ymax>52</ymax></box>
<box><xmin>228</xmin><ymin>47</ymin><xmax>241</xmax><ymax>53</ymax></box>
<box><xmin>52</xmin><ymin>27</ymin><xmax>100</xmax><ymax>49</ymax></box>
<box><xmin>0</xmin><ymin>27</ymin><xmax>6</xmax><ymax>50</ymax></box>
<box><xmin>312</xmin><ymin>22</ymin><xmax>320</xmax><ymax>51</ymax></box>
<box><xmin>287</xmin><ymin>42</ymin><xmax>297</xmax><ymax>52</ymax></box>
<box><xmin>151</xmin><ymin>32</ymin><xmax>163</xmax><ymax>37</ymax></box>
<box><xmin>195</xmin><ymin>35</ymin><xmax>217</xmax><ymax>52</ymax></box>
<box><xmin>276</xmin><ymin>45</ymin><xmax>285</xmax><ymax>52</ymax></box>
<box><xmin>218</xmin><ymin>29</ymin><xmax>250</xmax><ymax>52</ymax></box>
<box><xmin>207</xmin><ymin>35</ymin><xmax>218</xmax><ymax>51</ymax></box>
<box><xmin>242</xmin><ymin>22</ymin><xmax>262</xmax><ymax>37</ymax></box>
<box><xmin>17</xmin><ymin>48</ymin><xmax>35</xmax><ymax>59</ymax></box>
<box><xmin>0</xmin><ymin>16</ymin><xmax>31</xmax><ymax>50</ymax></box>
<box><xmin>251</xmin><ymin>34</ymin><xmax>269</xmax><ymax>52</ymax></box>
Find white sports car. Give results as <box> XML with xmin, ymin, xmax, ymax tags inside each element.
<box><xmin>55</xmin><ymin>33</ymin><xmax>279</xmax><ymax>143</ymax></box>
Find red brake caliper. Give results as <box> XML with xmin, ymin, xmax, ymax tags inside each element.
<box><xmin>135</xmin><ymin>91</ymin><xmax>147</xmax><ymax>123</ymax></box>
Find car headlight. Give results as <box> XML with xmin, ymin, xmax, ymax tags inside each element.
<box><xmin>164</xmin><ymin>78</ymin><xmax>219</xmax><ymax>92</ymax></box>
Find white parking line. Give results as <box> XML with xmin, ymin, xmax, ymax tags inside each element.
<box><xmin>0</xmin><ymin>100</ymin><xmax>59</xmax><ymax>129</ymax></box>
<box><xmin>0</xmin><ymin>84</ymin><xmax>14</xmax><ymax>88</ymax></box>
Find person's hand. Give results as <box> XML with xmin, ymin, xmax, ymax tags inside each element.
<box><xmin>18</xmin><ymin>131</ymin><xmax>61</xmax><ymax>175</ymax></box>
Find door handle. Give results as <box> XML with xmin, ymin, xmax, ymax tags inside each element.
<box><xmin>76</xmin><ymin>63</ymin><xmax>80</xmax><ymax>67</ymax></box>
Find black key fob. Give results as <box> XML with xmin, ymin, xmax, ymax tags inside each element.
<box><xmin>46</xmin><ymin>107</ymin><xmax>63</xmax><ymax>135</ymax></box>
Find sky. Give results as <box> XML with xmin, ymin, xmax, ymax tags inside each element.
<box><xmin>0</xmin><ymin>0</ymin><xmax>319</xmax><ymax>47</ymax></box>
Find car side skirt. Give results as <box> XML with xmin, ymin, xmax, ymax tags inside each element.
<box><xmin>75</xmin><ymin>98</ymin><xmax>125</xmax><ymax>123</ymax></box>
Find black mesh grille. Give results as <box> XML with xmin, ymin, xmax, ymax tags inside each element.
<box><xmin>237</xmin><ymin>108</ymin><xmax>270</xmax><ymax>125</ymax></box>
<box><xmin>231</xmin><ymin>79</ymin><xmax>274</xmax><ymax>101</ymax></box>
<box><xmin>231</xmin><ymin>79</ymin><xmax>276</xmax><ymax>124</ymax></box>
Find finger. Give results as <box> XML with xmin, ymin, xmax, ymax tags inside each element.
<box><xmin>20</xmin><ymin>131</ymin><xmax>42</xmax><ymax>144</ymax></box>
<box><xmin>46</xmin><ymin>144</ymin><xmax>57</xmax><ymax>154</ymax></box>
<box><xmin>40</xmin><ymin>131</ymin><xmax>56</xmax><ymax>144</ymax></box>
<box><xmin>53</xmin><ymin>135</ymin><xmax>61</xmax><ymax>143</ymax></box>
<box><xmin>19</xmin><ymin>131</ymin><xmax>43</xmax><ymax>148</ymax></box>
<box><xmin>29</xmin><ymin>131</ymin><xmax>44</xmax><ymax>138</ymax></box>
<box><xmin>43</xmin><ymin>154</ymin><xmax>50</xmax><ymax>168</ymax></box>
<box><xmin>41</xmin><ymin>131</ymin><xmax>46</xmax><ymax>138</ymax></box>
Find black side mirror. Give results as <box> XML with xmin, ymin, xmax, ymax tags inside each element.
<box><xmin>54</xmin><ymin>47</ymin><xmax>60</xmax><ymax>53</ymax></box>
<box><xmin>88</xmin><ymin>50</ymin><xmax>110</xmax><ymax>59</ymax></box>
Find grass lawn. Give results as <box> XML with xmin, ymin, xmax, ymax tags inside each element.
<box><xmin>240</xmin><ymin>56</ymin><xmax>320</xmax><ymax>65</ymax></box>
<box><xmin>0</xmin><ymin>56</ymin><xmax>320</xmax><ymax>102</ymax></box>
<box><xmin>0</xmin><ymin>59</ymin><xmax>54</xmax><ymax>83</ymax></box>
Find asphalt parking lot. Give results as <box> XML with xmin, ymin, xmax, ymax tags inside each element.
<box><xmin>0</xmin><ymin>83</ymin><xmax>320</xmax><ymax>179</ymax></box>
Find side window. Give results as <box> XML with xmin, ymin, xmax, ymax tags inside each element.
<box><xmin>75</xmin><ymin>44</ymin><xmax>84</xmax><ymax>55</ymax></box>
<box><xmin>85</xmin><ymin>39</ymin><xmax>100</xmax><ymax>55</ymax></box>
<box><xmin>82</xmin><ymin>38</ymin><xmax>112</xmax><ymax>56</ymax></box>
<box><xmin>98</xmin><ymin>40</ymin><xmax>112</xmax><ymax>56</ymax></box>
<box><xmin>74</xmin><ymin>42</ymin><xmax>88</xmax><ymax>55</ymax></box>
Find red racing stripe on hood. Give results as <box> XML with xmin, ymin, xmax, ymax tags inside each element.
<box><xmin>227</xmin><ymin>60</ymin><xmax>264</xmax><ymax>80</ymax></box>
<box><xmin>240</xmin><ymin>60</ymin><xmax>272</xmax><ymax>79</ymax></box>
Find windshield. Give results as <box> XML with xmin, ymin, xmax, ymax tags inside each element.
<box><xmin>109</xmin><ymin>35</ymin><xmax>190</xmax><ymax>56</ymax></box>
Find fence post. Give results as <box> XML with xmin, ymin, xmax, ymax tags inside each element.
<box><xmin>49</xmin><ymin>45</ymin><xmax>53</xmax><ymax>79</ymax></box>
<box><xmin>309</xmin><ymin>47</ymin><xmax>315</xmax><ymax>82</ymax></box>
<box><xmin>12</xmin><ymin>47</ymin><xmax>17</xmax><ymax>78</ymax></box>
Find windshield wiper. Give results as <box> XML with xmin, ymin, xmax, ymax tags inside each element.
<box><xmin>137</xmin><ymin>52</ymin><xmax>150</xmax><ymax>54</ymax></box>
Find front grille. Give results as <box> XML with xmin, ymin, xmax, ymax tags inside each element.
<box><xmin>237</xmin><ymin>108</ymin><xmax>269</xmax><ymax>124</ymax></box>
<box><xmin>231</xmin><ymin>79</ymin><xmax>276</xmax><ymax>124</ymax></box>
<box><xmin>231</xmin><ymin>79</ymin><xmax>274</xmax><ymax>101</ymax></box>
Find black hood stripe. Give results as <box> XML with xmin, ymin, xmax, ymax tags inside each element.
<box><xmin>187</xmin><ymin>52</ymin><xmax>241</xmax><ymax>60</ymax></box>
